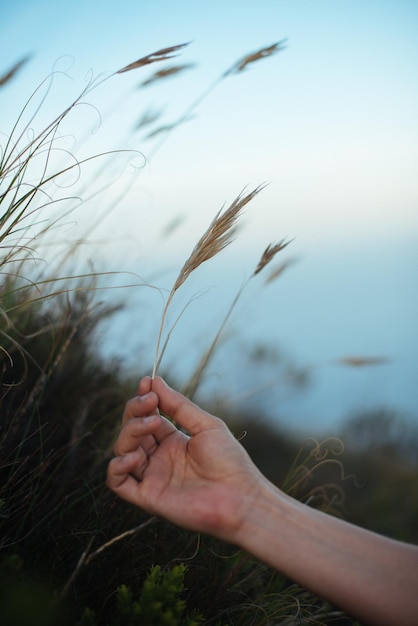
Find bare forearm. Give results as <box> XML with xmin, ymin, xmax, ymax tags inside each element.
<box><xmin>234</xmin><ymin>478</ymin><xmax>418</xmax><ymax>626</ymax></box>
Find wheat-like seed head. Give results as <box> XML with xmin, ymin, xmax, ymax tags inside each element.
<box><xmin>0</xmin><ymin>56</ymin><xmax>31</xmax><ymax>87</ymax></box>
<box><xmin>337</xmin><ymin>356</ymin><xmax>389</xmax><ymax>367</ymax></box>
<box><xmin>140</xmin><ymin>63</ymin><xmax>196</xmax><ymax>87</ymax></box>
<box><xmin>265</xmin><ymin>258</ymin><xmax>297</xmax><ymax>284</ymax></box>
<box><xmin>151</xmin><ymin>185</ymin><xmax>266</xmax><ymax>378</ymax></box>
<box><xmin>224</xmin><ymin>40</ymin><xmax>287</xmax><ymax>76</ymax></box>
<box><xmin>254</xmin><ymin>239</ymin><xmax>292</xmax><ymax>276</ymax></box>
<box><xmin>117</xmin><ymin>43</ymin><xmax>190</xmax><ymax>74</ymax></box>
<box><xmin>172</xmin><ymin>185</ymin><xmax>265</xmax><ymax>293</ymax></box>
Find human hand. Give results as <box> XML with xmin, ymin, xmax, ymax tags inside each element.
<box><xmin>107</xmin><ymin>376</ymin><xmax>263</xmax><ymax>543</ymax></box>
<box><xmin>108</xmin><ymin>381</ymin><xmax>418</xmax><ymax>626</ymax></box>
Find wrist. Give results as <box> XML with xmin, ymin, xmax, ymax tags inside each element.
<box><xmin>231</xmin><ymin>475</ymin><xmax>287</xmax><ymax>550</ymax></box>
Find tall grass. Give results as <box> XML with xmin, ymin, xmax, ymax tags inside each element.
<box><xmin>1</xmin><ymin>42</ymin><xmax>413</xmax><ymax>626</ymax></box>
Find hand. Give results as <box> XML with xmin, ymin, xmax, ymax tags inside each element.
<box><xmin>107</xmin><ymin>377</ymin><xmax>263</xmax><ymax>542</ymax></box>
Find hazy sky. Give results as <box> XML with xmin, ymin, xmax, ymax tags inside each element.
<box><xmin>2</xmin><ymin>1</ymin><xmax>417</xmax><ymax>432</ymax></box>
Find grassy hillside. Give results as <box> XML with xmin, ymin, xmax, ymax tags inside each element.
<box><xmin>1</xmin><ymin>50</ymin><xmax>416</xmax><ymax>626</ymax></box>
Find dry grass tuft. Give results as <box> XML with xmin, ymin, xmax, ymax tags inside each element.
<box><xmin>337</xmin><ymin>356</ymin><xmax>389</xmax><ymax>368</ymax></box>
<box><xmin>224</xmin><ymin>40</ymin><xmax>287</xmax><ymax>76</ymax></box>
<box><xmin>117</xmin><ymin>43</ymin><xmax>190</xmax><ymax>74</ymax></box>
<box><xmin>254</xmin><ymin>239</ymin><xmax>292</xmax><ymax>276</ymax></box>
<box><xmin>265</xmin><ymin>258</ymin><xmax>297</xmax><ymax>284</ymax></box>
<box><xmin>152</xmin><ymin>186</ymin><xmax>265</xmax><ymax>377</ymax></box>
<box><xmin>140</xmin><ymin>63</ymin><xmax>196</xmax><ymax>87</ymax></box>
<box><xmin>0</xmin><ymin>56</ymin><xmax>31</xmax><ymax>87</ymax></box>
<box><xmin>182</xmin><ymin>235</ymin><xmax>294</xmax><ymax>397</ymax></box>
<box><xmin>173</xmin><ymin>186</ymin><xmax>264</xmax><ymax>293</ymax></box>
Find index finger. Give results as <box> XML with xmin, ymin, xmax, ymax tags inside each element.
<box><xmin>122</xmin><ymin>390</ymin><xmax>159</xmax><ymax>425</ymax></box>
<box><xmin>151</xmin><ymin>377</ymin><xmax>223</xmax><ymax>436</ymax></box>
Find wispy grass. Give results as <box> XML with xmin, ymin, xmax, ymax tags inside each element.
<box><xmin>151</xmin><ymin>186</ymin><xmax>265</xmax><ymax>378</ymax></box>
<box><xmin>183</xmin><ymin>238</ymin><xmax>293</xmax><ymax>399</ymax></box>
<box><xmin>1</xmin><ymin>40</ymin><xmax>399</xmax><ymax>626</ymax></box>
<box><xmin>136</xmin><ymin>40</ymin><xmax>287</xmax><ymax>156</ymax></box>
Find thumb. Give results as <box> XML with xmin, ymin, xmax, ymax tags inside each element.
<box><xmin>151</xmin><ymin>376</ymin><xmax>219</xmax><ymax>436</ymax></box>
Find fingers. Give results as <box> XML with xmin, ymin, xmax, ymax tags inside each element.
<box><xmin>114</xmin><ymin>374</ymin><xmax>221</xmax><ymax>460</ymax></box>
<box><xmin>114</xmin><ymin>414</ymin><xmax>160</xmax><ymax>456</ymax></box>
<box><xmin>116</xmin><ymin>410</ymin><xmax>178</xmax><ymax>454</ymax></box>
<box><xmin>138</xmin><ymin>376</ymin><xmax>153</xmax><ymax>396</ymax></box>
<box><xmin>151</xmin><ymin>376</ymin><xmax>221</xmax><ymax>436</ymax></box>
<box><xmin>122</xmin><ymin>390</ymin><xmax>159</xmax><ymax>426</ymax></box>
<box><xmin>107</xmin><ymin>452</ymin><xmax>144</xmax><ymax>505</ymax></box>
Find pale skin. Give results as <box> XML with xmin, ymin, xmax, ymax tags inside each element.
<box><xmin>107</xmin><ymin>376</ymin><xmax>418</xmax><ymax>626</ymax></box>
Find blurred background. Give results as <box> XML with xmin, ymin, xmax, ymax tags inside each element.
<box><xmin>2</xmin><ymin>0</ymin><xmax>417</xmax><ymax>436</ymax></box>
<box><xmin>1</xmin><ymin>5</ymin><xmax>418</xmax><ymax>621</ymax></box>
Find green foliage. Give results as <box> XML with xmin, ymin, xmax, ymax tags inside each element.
<box><xmin>74</xmin><ymin>565</ymin><xmax>204</xmax><ymax>626</ymax></box>
<box><xmin>76</xmin><ymin>608</ymin><xmax>97</xmax><ymax>626</ymax></box>
<box><xmin>113</xmin><ymin>565</ymin><xmax>204</xmax><ymax>626</ymax></box>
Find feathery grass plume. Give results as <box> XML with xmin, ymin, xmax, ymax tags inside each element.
<box><xmin>0</xmin><ymin>40</ymin><xmax>184</xmax><ymax>252</ymax></box>
<box><xmin>140</xmin><ymin>63</ymin><xmax>196</xmax><ymax>87</ymax></box>
<box><xmin>141</xmin><ymin>40</ymin><xmax>287</xmax><ymax>159</ymax></box>
<box><xmin>223</xmin><ymin>40</ymin><xmax>287</xmax><ymax>77</ymax></box>
<box><xmin>337</xmin><ymin>356</ymin><xmax>389</xmax><ymax>367</ymax></box>
<box><xmin>1</xmin><ymin>44</ymin><xmax>187</xmax><ymax>191</ymax></box>
<box><xmin>254</xmin><ymin>239</ymin><xmax>292</xmax><ymax>276</ymax></box>
<box><xmin>173</xmin><ymin>186</ymin><xmax>265</xmax><ymax>292</ymax></box>
<box><xmin>183</xmin><ymin>236</ymin><xmax>293</xmax><ymax>398</ymax></box>
<box><xmin>117</xmin><ymin>43</ymin><xmax>190</xmax><ymax>74</ymax></box>
<box><xmin>152</xmin><ymin>186</ymin><xmax>265</xmax><ymax>378</ymax></box>
<box><xmin>265</xmin><ymin>257</ymin><xmax>297</xmax><ymax>284</ymax></box>
<box><xmin>0</xmin><ymin>56</ymin><xmax>32</xmax><ymax>88</ymax></box>
<box><xmin>0</xmin><ymin>49</ymin><xmax>171</xmax><ymax>372</ymax></box>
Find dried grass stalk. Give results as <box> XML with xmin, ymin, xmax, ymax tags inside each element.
<box><xmin>254</xmin><ymin>239</ymin><xmax>291</xmax><ymax>276</ymax></box>
<box><xmin>152</xmin><ymin>186</ymin><xmax>265</xmax><ymax>377</ymax></box>
<box><xmin>140</xmin><ymin>63</ymin><xmax>195</xmax><ymax>87</ymax></box>
<box><xmin>337</xmin><ymin>356</ymin><xmax>389</xmax><ymax>368</ymax></box>
<box><xmin>117</xmin><ymin>43</ymin><xmax>189</xmax><ymax>74</ymax></box>
<box><xmin>173</xmin><ymin>186</ymin><xmax>264</xmax><ymax>292</ymax></box>
<box><xmin>265</xmin><ymin>258</ymin><xmax>297</xmax><ymax>284</ymax></box>
<box><xmin>183</xmin><ymin>236</ymin><xmax>293</xmax><ymax>397</ymax></box>
<box><xmin>224</xmin><ymin>40</ymin><xmax>287</xmax><ymax>76</ymax></box>
<box><xmin>0</xmin><ymin>56</ymin><xmax>31</xmax><ymax>87</ymax></box>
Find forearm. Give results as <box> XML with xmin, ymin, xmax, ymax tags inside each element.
<box><xmin>234</xmin><ymin>478</ymin><xmax>418</xmax><ymax>626</ymax></box>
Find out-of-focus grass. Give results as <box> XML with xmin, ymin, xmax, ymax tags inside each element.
<box><xmin>1</xmin><ymin>45</ymin><xmax>415</xmax><ymax>625</ymax></box>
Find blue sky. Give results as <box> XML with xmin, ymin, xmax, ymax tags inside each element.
<box><xmin>1</xmin><ymin>1</ymin><xmax>417</xmax><ymax>432</ymax></box>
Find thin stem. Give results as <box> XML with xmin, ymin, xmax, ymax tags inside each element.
<box><xmin>152</xmin><ymin>290</ymin><xmax>175</xmax><ymax>378</ymax></box>
<box><xmin>182</xmin><ymin>278</ymin><xmax>250</xmax><ymax>398</ymax></box>
<box><xmin>84</xmin><ymin>517</ymin><xmax>157</xmax><ymax>565</ymax></box>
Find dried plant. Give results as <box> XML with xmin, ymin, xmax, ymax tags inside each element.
<box><xmin>336</xmin><ymin>356</ymin><xmax>389</xmax><ymax>368</ymax></box>
<box><xmin>183</xmin><ymin>236</ymin><xmax>293</xmax><ymax>398</ymax></box>
<box><xmin>116</xmin><ymin>43</ymin><xmax>190</xmax><ymax>74</ymax></box>
<box><xmin>0</xmin><ymin>56</ymin><xmax>31</xmax><ymax>88</ymax></box>
<box><xmin>139</xmin><ymin>40</ymin><xmax>287</xmax><ymax>159</ymax></box>
<box><xmin>151</xmin><ymin>186</ymin><xmax>265</xmax><ymax>378</ymax></box>
<box><xmin>254</xmin><ymin>239</ymin><xmax>291</xmax><ymax>275</ymax></box>
<box><xmin>223</xmin><ymin>40</ymin><xmax>287</xmax><ymax>76</ymax></box>
<box><xmin>265</xmin><ymin>258</ymin><xmax>297</xmax><ymax>284</ymax></box>
<box><xmin>1</xmin><ymin>45</ymin><xmax>191</xmax><ymax>375</ymax></box>
<box><xmin>140</xmin><ymin>63</ymin><xmax>196</xmax><ymax>87</ymax></box>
